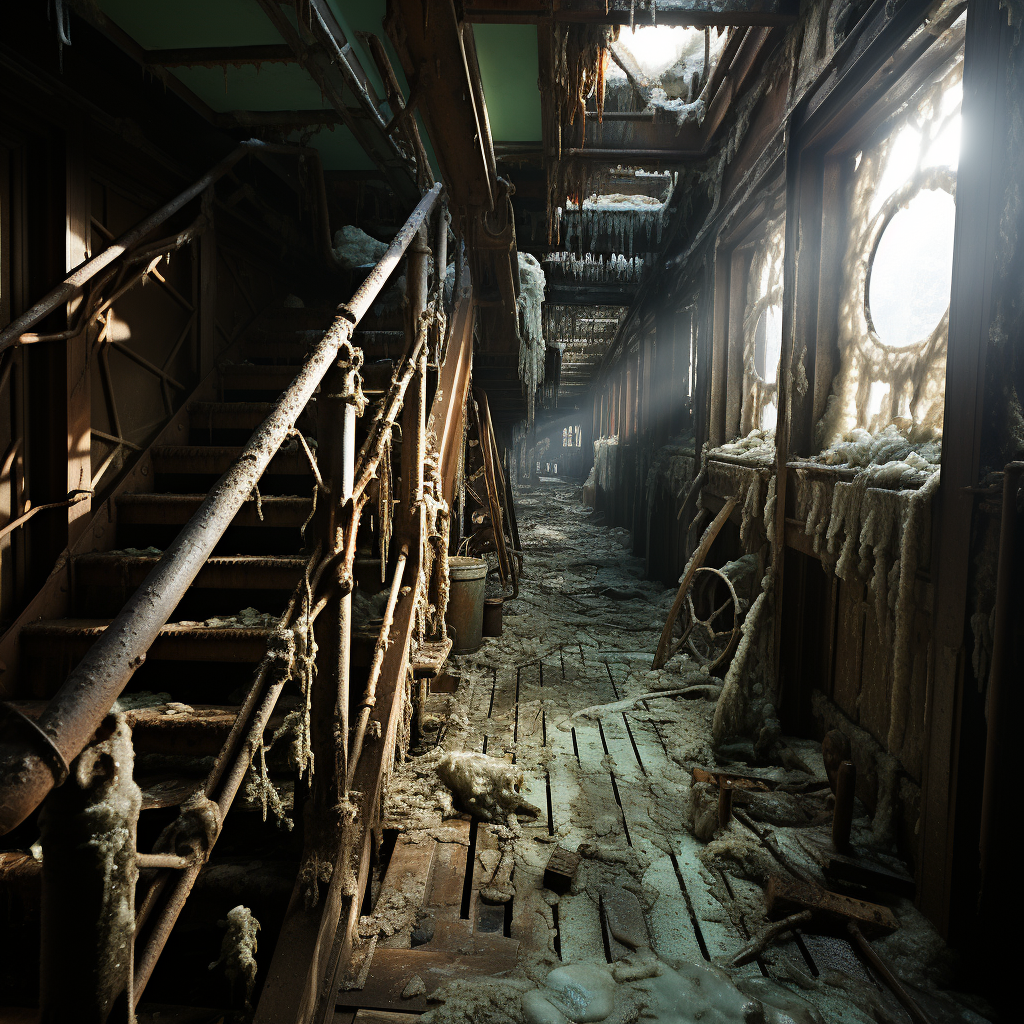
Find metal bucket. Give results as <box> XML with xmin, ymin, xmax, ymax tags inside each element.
<box><xmin>483</xmin><ymin>597</ymin><xmax>504</xmax><ymax>637</ymax></box>
<box><xmin>445</xmin><ymin>556</ymin><xmax>488</xmax><ymax>653</ymax></box>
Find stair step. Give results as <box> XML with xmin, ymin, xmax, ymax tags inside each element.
<box><xmin>151</xmin><ymin>445</ymin><xmax>310</xmax><ymax>477</ymax></box>
<box><xmin>20</xmin><ymin>619</ymin><xmax>280</xmax><ymax>662</ymax></box>
<box><xmin>410</xmin><ymin>636</ymin><xmax>454</xmax><ymax>679</ymax></box>
<box><xmin>219</xmin><ymin>363</ymin><xmax>303</xmax><ymax>391</ymax></box>
<box><xmin>116</xmin><ymin>493</ymin><xmax>313</xmax><ymax>529</ymax></box>
<box><xmin>188</xmin><ymin>401</ymin><xmax>285</xmax><ymax>430</ymax></box>
<box><xmin>7</xmin><ymin>699</ymin><xmax>293</xmax><ymax>757</ymax></box>
<box><xmin>74</xmin><ymin>552</ymin><xmax>306</xmax><ymax>591</ymax></box>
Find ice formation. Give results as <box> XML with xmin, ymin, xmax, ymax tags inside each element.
<box><xmin>333</xmin><ymin>224</ymin><xmax>388</xmax><ymax>269</ymax></box>
<box><xmin>712</xmin><ymin>580</ymin><xmax>780</xmax><ymax>759</ymax></box>
<box><xmin>209</xmin><ymin>904</ymin><xmax>260</xmax><ymax>1007</ymax></box>
<box><xmin>560</xmin><ymin>192</ymin><xmax>670</xmax><ymax>257</ymax></box>
<box><xmin>795</xmin><ymin>423</ymin><xmax>941</xmax><ymax>753</ymax></box>
<box><xmin>38</xmin><ymin>712</ymin><xmax>142</xmax><ymax>1021</ymax></box>
<box><xmin>711</xmin><ymin>428</ymin><xmax>776</xmax><ymax>464</ymax></box>
<box><xmin>519</xmin><ymin>955</ymin><xmax>824</xmax><ymax>1024</ymax></box>
<box><xmin>518</xmin><ymin>252</ymin><xmax>548</xmax><ymax>423</ymax></box>
<box><xmin>175</xmin><ymin>606</ymin><xmax>279</xmax><ymax>629</ymax></box>
<box><xmin>434</xmin><ymin>751</ymin><xmax>541</xmax><ymax>824</ymax></box>
<box><xmin>545</xmin><ymin>252</ymin><xmax>644</xmax><ymax>285</ymax></box>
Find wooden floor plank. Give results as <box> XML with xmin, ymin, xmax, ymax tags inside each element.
<box><xmin>673</xmin><ymin>832</ymin><xmax>743</xmax><ymax>961</ymax></box>
<box><xmin>337</xmin><ymin>946</ymin><xmax>517</xmax><ymax>1013</ymax></box>
<box><xmin>572</xmin><ymin>720</ymin><xmax>627</xmax><ymax>844</ymax></box>
<box><xmin>378</xmin><ymin>838</ymin><xmax>438</xmax><ymax>949</ymax></box>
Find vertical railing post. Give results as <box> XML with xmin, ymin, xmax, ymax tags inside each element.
<box><xmin>401</xmin><ymin>225</ymin><xmax>430</xmax><ymax>738</ymax></box>
<box><xmin>401</xmin><ymin>225</ymin><xmax>431</xmax><ymax>544</ymax></box>
<box><xmin>311</xmin><ymin>344</ymin><xmax>360</xmax><ymax>832</ymax></box>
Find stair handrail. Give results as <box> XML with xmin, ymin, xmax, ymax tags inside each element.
<box><xmin>0</xmin><ymin>182</ymin><xmax>443</xmax><ymax>836</ymax></box>
<box><xmin>0</xmin><ymin>143</ymin><xmax>278</xmax><ymax>354</ymax></box>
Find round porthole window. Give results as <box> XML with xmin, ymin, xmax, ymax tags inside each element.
<box><xmin>867</xmin><ymin>188</ymin><xmax>956</xmax><ymax>349</ymax></box>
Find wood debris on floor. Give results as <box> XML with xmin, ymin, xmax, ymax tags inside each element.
<box><xmin>335</xmin><ymin>485</ymin><xmax>992</xmax><ymax>1024</ymax></box>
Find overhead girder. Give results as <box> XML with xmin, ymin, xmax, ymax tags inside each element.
<box><xmin>462</xmin><ymin>0</ymin><xmax>799</xmax><ymax>26</ymax></box>
<box><xmin>387</xmin><ymin>0</ymin><xmax>526</xmax><ymax>396</ymax></box>
<box><xmin>256</xmin><ymin>0</ymin><xmax>423</xmax><ymax>208</ymax></box>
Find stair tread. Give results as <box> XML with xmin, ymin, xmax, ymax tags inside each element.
<box><xmin>22</xmin><ymin>618</ymin><xmax>283</xmax><ymax>637</ymax></box>
<box><xmin>150</xmin><ymin>445</ymin><xmax>311</xmax><ymax>473</ymax></box>
<box><xmin>74</xmin><ymin>552</ymin><xmax>306</xmax><ymax>589</ymax></box>
<box><xmin>76</xmin><ymin>552</ymin><xmax>307</xmax><ymax>566</ymax></box>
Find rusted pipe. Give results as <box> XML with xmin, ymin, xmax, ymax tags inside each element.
<box><xmin>346</xmin><ymin>546</ymin><xmax>409</xmax><ymax>790</ymax></box>
<box><xmin>832</xmin><ymin>760</ymin><xmax>855</xmax><ymax>852</ymax></box>
<box><xmin>0</xmin><ymin>183</ymin><xmax>442</xmax><ymax>836</ymax></box>
<box><xmin>0</xmin><ymin>490</ymin><xmax>91</xmax><ymax>543</ymax></box>
<box><xmin>0</xmin><ymin>145</ymin><xmax>255</xmax><ymax>354</ymax></box>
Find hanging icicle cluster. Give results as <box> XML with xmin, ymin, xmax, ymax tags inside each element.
<box><xmin>517</xmin><ymin>252</ymin><xmax>548</xmax><ymax>426</ymax></box>
<box><xmin>552</xmin><ymin>22</ymin><xmax>619</xmax><ymax>146</ymax></box>
<box><xmin>544</xmin><ymin>252</ymin><xmax>644</xmax><ymax>285</ymax></box>
<box><xmin>555</xmin><ymin>182</ymin><xmax>673</xmax><ymax>257</ymax></box>
<box><xmin>546</xmin><ymin>22</ymin><xmax>620</xmax><ymax>243</ymax></box>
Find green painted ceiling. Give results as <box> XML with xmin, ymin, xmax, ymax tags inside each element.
<box><xmin>95</xmin><ymin>2</ymin><xmax>537</xmax><ymax>171</ymax></box>
<box><xmin>473</xmin><ymin>25</ymin><xmax>541</xmax><ymax>142</ymax></box>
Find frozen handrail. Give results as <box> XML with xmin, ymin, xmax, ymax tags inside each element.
<box><xmin>0</xmin><ymin>183</ymin><xmax>443</xmax><ymax>836</ymax></box>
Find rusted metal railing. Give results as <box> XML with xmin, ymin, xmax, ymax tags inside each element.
<box><xmin>0</xmin><ymin>182</ymin><xmax>443</xmax><ymax>838</ymax></box>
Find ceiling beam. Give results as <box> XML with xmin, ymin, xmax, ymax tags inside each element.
<box><xmin>218</xmin><ymin>110</ymin><xmax>344</xmax><ymax>128</ymax></box>
<box><xmin>143</xmin><ymin>45</ymin><xmax>296</xmax><ymax>67</ymax></box>
<box><xmin>256</xmin><ymin>0</ymin><xmax>421</xmax><ymax>208</ymax></box>
<box><xmin>464</xmin><ymin>0</ymin><xmax>798</xmax><ymax>26</ymax></box>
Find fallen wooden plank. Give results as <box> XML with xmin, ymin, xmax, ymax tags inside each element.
<box><xmin>378</xmin><ymin>837</ymin><xmax>438</xmax><ymax>949</ymax></box>
<box><xmin>766</xmin><ymin>876</ymin><xmax>898</xmax><ymax>937</ymax></box>
<box><xmin>337</xmin><ymin>946</ymin><xmax>518</xmax><ymax>1012</ymax></box>
<box><xmin>352</xmin><ymin>1010</ymin><xmax>422</xmax><ymax>1023</ymax></box>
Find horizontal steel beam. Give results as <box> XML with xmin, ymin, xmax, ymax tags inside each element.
<box><xmin>464</xmin><ymin>0</ymin><xmax>797</xmax><ymax>25</ymax></box>
<box><xmin>220</xmin><ymin>109</ymin><xmax>345</xmax><ymax>128</ymax></box>
<box><xmin>144</xmin><ymin>45</ymin><xmax>296</xmax><ymax>67</ymax></box>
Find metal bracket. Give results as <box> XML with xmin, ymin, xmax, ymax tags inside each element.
<box><xmin>0</xmin><ymin>702</ymin><xmax>71</xmax><ymax>786</ymax></box>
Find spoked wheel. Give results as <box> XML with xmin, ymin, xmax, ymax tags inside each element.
<box><xmin>666</xmin><ymin>566</ymin><xmax>741</xmax><ymax>672</ymax></box>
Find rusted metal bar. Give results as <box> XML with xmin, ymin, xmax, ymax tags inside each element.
<box><xmin>366</xmin><ymin>34</ymin><xmax>434</xmax><ymax>191</ymax></box>
<box><xmin>347</xmin><ymin>546</ymin><xmax>409</xmax><ymax>790</ymax></box>
<box><xmin>0</xmin><ymin>145</ymin><xmax>256</xmax><ymax>354</ymax></box>
<box><xmin>0</xmin><ymin>183</ymin><xmax>442</xmax><ymax>837</ymax></box>
<box><xmin>832</xmin><ymin>760</ymin><xmax>855</xmax><ymax>852</ymax></box>
<box><xmin>847</xmin><ymin>922</ymin><xmax>934</xmax><ymax>1024</ymax></box>
<box><xmin>0</xmin><ymin>490</ymin><xmax>91</xmax><ymax>543</ymax></box>
<box><xmin>352</xmin><ymin>327</ymin><xmax>428</xmax><ymax>500</ymax></box>
<box><xmin>136</xmin><ymin>852</ymin><xmax>191</xmax><ymax>870</ymax></box>
<box><xmin>132</xmin><ymin>544</ymin><xmax>318</xmax><ymax>1000</ymax></box>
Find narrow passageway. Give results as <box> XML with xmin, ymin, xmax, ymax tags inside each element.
<box><xmin>337</xmin><ymin>483</ymin><xmax>983</xmax><ymax>1024</ymax></box>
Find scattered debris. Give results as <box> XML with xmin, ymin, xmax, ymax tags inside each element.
<box><xmin>435</xmin><ymin>751</ymin><xmax>541</xmax><ymax>824</ymax></box>
<box><xmin>209</xmin><ymin>905</ymin><xmax>260</xmax><ymax>1008</ymax></box>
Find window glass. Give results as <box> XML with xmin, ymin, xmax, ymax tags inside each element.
<box><xmin>816</xmin><ymin>63</ymin><xmax>962</xmax><ymax>449</ymax></box>
<box><xmin>740</xmin><ymin>213</ymin><xmax>785</xmax><ymax>436</ymax></box>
